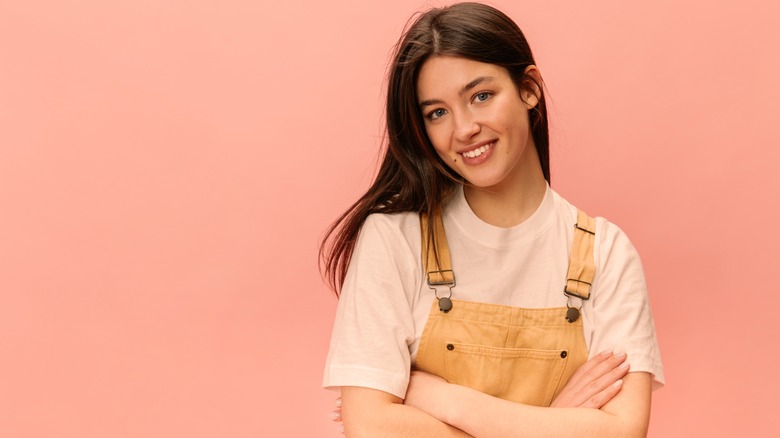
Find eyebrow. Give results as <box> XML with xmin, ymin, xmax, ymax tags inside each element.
<box><xmin>419</xmin><ymin>76</ymin><xmax>495</xmax><ymax>108</ymax></box>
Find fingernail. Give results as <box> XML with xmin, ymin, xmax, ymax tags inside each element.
<box><xmin>619</xmin><ymin>362</ymin><xmax>630</xmax><ymax>370</ymax></box>
<box><xmin>329</xmin><ymin>411</ymin><xmax>340</xmax><ymax>421</ymax></box>
<box><xmin>339</xmin><ymin>424</ymin><xmax>345</xmax><ymax>434</ymax></box>
<box><xmin>599</xmin><ymin>350</ymin><xmax>612</xmax><ymax>357</ymax></box>
<box><xmin>335</xmin><ymin>398</ymin><xmax>342</xmax><ymax>407</ymax></box>
<box><xmin>613</xmin><ymin>349</ymin><xmax>626</xmax><ymax>358</ymax></box>
<box><xmin>613</xmin><ymin>379</ymin><xmax>623</xmax><ymax>387</ymax></box>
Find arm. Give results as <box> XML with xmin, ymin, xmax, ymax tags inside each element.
<box><xmin>405</xmin><ymin>371</ymin><xmax>652</xmax><ymax>438</ymax></box>
<box><xmin>341</xmin><ymin>386</ymin><xmax>473</xmax><ymax>438</ymax></box>
<box><xmin>327</xmin><ymin>216</ymin><xmax>472</xmax><ymax>437</ymax></box>
<box><xmin>333</xmin><ymin>350</ymin><xmax>630</xmax><ymax>435</ymax></box>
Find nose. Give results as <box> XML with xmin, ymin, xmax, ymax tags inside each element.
<box><xmin>454</xmin><ymin>110</ymin><xmax>481</xmax><ymax>143</ymax></box>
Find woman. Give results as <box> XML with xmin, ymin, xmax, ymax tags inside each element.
<box><xmin>321</xmin><ymin>2</ymin><xmax>664</xmax><ymax>436</ymax></box>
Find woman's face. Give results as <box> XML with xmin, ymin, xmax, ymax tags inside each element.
<box><xmin>416</xmin><ymin>56</ymin><xmax>539</xmax><ymax>191</ymax></box>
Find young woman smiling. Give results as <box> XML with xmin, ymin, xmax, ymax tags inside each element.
<box><xmin>321</xmin><ymin>3</ymin><xmax>664</xmax><ymax>437</ymax></box>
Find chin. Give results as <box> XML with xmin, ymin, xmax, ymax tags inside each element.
<box><xmin>461</xmin><ymin>171</ymin><xmax>504</xmax><ymax>188</ymax></box>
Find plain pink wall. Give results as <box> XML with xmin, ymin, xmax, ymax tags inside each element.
<box><xmin>1</xmin><ymin>0</ymin><xmax>778</xmax><ymax>436</ymax></box>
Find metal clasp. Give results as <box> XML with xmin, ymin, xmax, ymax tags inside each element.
<box><xmin>563</xmin><ymin>279</ymin><xmax>592</xmax><ymax>301</ymax></box>
<box><xmin>427</xmin><ymin>270</ymin><xmax>455</xmax><ymax>303</ymax></box>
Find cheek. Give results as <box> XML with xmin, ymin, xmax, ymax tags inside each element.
<box><xmin>433</xmin><ymin>144</ymin><xmax>457</xmax><ymax>165</ymax></box>
<box><xmin>501</xmin><ymin>112</ymin><xmax>531</xmax><ymax>148</ymax></box>
<box><xmin>425</xmin><ymin>127</ymin><xmax>455</xmax><ymax>161</ymax></box>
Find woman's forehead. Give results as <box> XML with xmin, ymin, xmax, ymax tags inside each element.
<box><xmin>417</xmin><ymin>57</ymin><xmax>509</xmax><ymax>99</ymax></box>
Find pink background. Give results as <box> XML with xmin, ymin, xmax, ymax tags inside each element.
<box><xmin>1</xmin><ymin>0</ymin><xmax>778</xmax><ymax>436</ymax></box>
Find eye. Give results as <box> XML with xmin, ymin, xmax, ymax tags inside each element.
<box><xmin>426</xmin><ymin>108</ymin><xmax>447</xmax><ymax>121</ymax></box>
<box><xmin>474</xmin><ymin>91</ymin><xmax>493</xmax><ymax>103</ymax></box>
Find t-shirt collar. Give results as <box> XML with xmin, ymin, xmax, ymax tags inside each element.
<box><xmin>444</xmin><ymin>183</ymin><xmax>557</xmax><ymax>248</ymax></box>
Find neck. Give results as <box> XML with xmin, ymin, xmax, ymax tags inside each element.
<box><xmin>463</xmin><ymin>146</ymin><xmax>547</xmax><ymax>228</ymax></box>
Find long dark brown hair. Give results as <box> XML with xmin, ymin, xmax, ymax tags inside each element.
<box><xmin>320</xmin><ymin>2</ymin><xmax>550</xmax><ymax>295</ymax></box>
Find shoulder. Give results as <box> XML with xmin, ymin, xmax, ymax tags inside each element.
<box><xmin>593</xmin><ymin>218</ymin><xmax>644</xmax><ymax>279</ymax></box>
<box><xmin>337</xmin><ymin>211</ymin><xmax>424</xmax><ymax>317</ymax></box>
<box><xmin>348</xmin><ymin>211</ymin><xmax>423</xmax><ymax>279</ymax></box>
<box><xmin>362</xmin><ymin>210</ymin><xmax>421</xmax><ymax>237</ymax></box>
<box><xmin>359</xmin><ymin>211</ymin><xmax>422</xmax><ymax>255</ymax></box>
<box><xmin>550</xmin><ymin>190</ymin><xmax>642</xmax><ymax>264</ymax></box>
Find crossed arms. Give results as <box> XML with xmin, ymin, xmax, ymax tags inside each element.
<box><xmin>338</xmin><ymin>351</ymin><xmax>653</xmax><ymax>438</ymax></box>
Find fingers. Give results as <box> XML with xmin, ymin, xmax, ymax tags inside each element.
<box><xmin>580</xmin><ymin>360</ymin><xmax>630</xmax><ymax>406</ymax></box>
<box><xmin>577</xmin><ymin>350</ymin><xmax>628</xmax><ymax>389</ymax></box>
<box><xmin>571</xmin><ymin>350</ymin><xmax>615</xmax><ymax>377</ymax></box>
<box><xmin>575</xmin><ymin>350</ymin><xmax>628</xmax><ymax>389</ymax></box>
<box><xmin>580</xmin><ymin>358</ymin><xmax>630</xmax><ymax>409</ymax></box>
<box><xmin>594</xmin><ymin>356</ymin><xmax>630</xmax><ymax>387</ymax></box>
<box><xmin>563</xmin><ymin>351</ymin><xmax>613</xmax><ymax>392</ymax></box>
<box><xmin>581</xmin><ymin>378</ymin><xmax>624</xmax><ymax>409</ymax></box>
<box><xmin>575</xmin><ymin>350</ymin><xmax>626</xmax><ymax>381</ymax></box>
<box><xmin>330</xmin><ymin>396</ymin><xmax>343</xmax><ymax>422</ymax></box>
<box><xmin>551</xmin><ymin>349</ymin><xmax>630</xmax><ymax>408</ymax></box>
<box><xmin>331</xmin><ymin>396</ymin><xmax>344</xmax><ymax>433</ymax></box>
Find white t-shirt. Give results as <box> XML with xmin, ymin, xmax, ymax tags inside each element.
<box><xmin>323</xmin><ymin>185</ymin><xmax>665</xmax><ymax>399</ymax></box>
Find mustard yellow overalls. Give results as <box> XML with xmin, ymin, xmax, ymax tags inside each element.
<box><xmin>414</xmin><ymin>210</ymin><xmax>597</xmax><ymax>406</ymax></box>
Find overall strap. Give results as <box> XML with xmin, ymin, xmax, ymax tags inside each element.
<box><xmin>421</xmin><ymin>208</ymin><xmax>595</xmax><ymax>299</ymax></box>
<box><xmin>564</xmin><ymin>209</ymin><xmax>596</xmax><ymax>300</ymax></box>
<box><xmin>420</xmin><ymin>211</ymin><xmax>455</xmax><ymax>286</ymax></box>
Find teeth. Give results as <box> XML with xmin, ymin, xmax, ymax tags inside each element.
<box><xmin>462</xmin><ymin>143</ymin><xmax>493</xmax><ymax>158</ymax></box>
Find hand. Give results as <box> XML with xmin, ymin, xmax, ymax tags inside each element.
<box><xmin>329</xmin><ymin>396</ymin><xmax>344</xmax><ymax>434</ymax></box>
<box><xmin>330</xmin><ymin>352</ymin><xmax>627</xmax><ymax>433</ymax></box>
<box><xmin>550</xmin><ymin>349</ymin><xmax>630</xmax><ymax>409</ymax></box>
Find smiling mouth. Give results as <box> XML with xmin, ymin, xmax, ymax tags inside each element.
<box><xmin>461</xmin><ymin>142</ymin><xmax>495</xmax><ymax>159</ymax></box>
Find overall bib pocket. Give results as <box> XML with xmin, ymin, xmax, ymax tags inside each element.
<box><xmin>443</xmin><ymin>342</ymin><xmax>569</xmax><ymax>406</ymax></box>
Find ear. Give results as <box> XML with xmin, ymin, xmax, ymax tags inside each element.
<box><xmin>519</xmin><ymin>65</ymin><xmax>542</xmax><ymax>110</ymax></box>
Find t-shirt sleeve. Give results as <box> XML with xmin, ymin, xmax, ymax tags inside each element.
<box><xmin>589</xmin><ymin>220</ymin><xmax>665</xmax><ymax>390</ymax></box>
<box><xmin>322</xmin><ymin>214</ymin><xmax>420</xmax><ymax>399</ymax></box>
